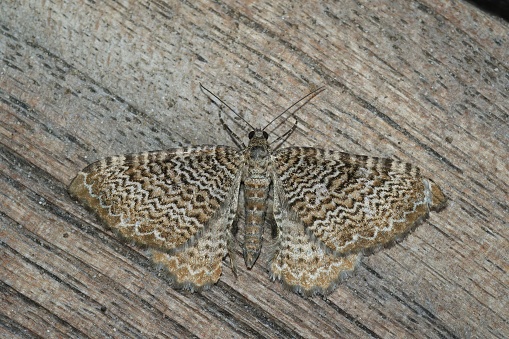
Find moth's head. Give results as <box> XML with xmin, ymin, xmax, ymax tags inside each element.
<box><xmin>247</xmin><ymin>129</ymin><xmax>270</xmax><ymax>158</ymax></box>
<box><xmin>248</xmin><ymin>129</ymin><xmax>269</xmax><ymax>141</ymax></box>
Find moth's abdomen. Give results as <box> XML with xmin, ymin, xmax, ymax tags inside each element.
<box><xmin>243</xmin><ymin>177</ymin><xmax>271</xmax><ymax>268</ymax></box>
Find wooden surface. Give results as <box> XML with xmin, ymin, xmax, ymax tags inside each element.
<box><xmin>1</xmin><ymin>1</ymin><xmax>508</xmax><ymax>338</ymax></box>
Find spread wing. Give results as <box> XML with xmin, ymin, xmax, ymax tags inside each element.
<box><xmin>269</xmin><ymin>147</ymin><xmax>446</xmax><ymax>294</ymax></box>
<box><xmin>69</xmin><ymin>146</ymin><xmax>243</xmax><ymax>288</ymax></box>
<box><xmin>272</xmin><ymin>147</ymin><xmax>446</xmax><ymax>254</ymax></box>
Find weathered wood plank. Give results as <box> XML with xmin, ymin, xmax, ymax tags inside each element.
<box><xmin>1</xmin><ymin>0</ymin><xmax>508</xmax><ymax>338</ymax></box>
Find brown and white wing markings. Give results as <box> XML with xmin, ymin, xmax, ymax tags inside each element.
<box><xmin>69</xmin><ymin>130</ymin><xmax>447</xmax><ymax>294</ymax></box>
<box><xmin>270</xmin><ymin>178</ymin><xmax>360</xmax><ymax>295</ymax></box>
<box><xmin>270</xmin><ymin>147</ymin><xmax>446</xmax><ymax>294</ymax></box>
<box><xmin>69</xmin><ymin>146</ymin><xmax>243</xmax><ymax>289</ymax></box>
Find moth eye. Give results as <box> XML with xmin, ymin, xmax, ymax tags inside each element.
<box><xmin>263</xmin><ymin>131</ymin><xmax>269</xmax><ymax>139</ymax></box>
<box><xmin>248</xmin><ymin>131</ymin><xmax>255</xmax><ymax>139</ymax></box>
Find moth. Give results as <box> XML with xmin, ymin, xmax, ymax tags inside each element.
<box><xmin>69</xmin><ymin>86</ymin><xmax>446</xmax><ymax>295</ymax></box>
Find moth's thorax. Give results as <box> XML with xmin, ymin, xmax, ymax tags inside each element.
<box><xmin>245</xmin><ymin>129</ymin><xmax>271</xmax><ymax>176</ymax></box>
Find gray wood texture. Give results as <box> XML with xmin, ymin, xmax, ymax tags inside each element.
<box><xmin>1</xmin><ymin>0</ymin><xmax>508</xmax><ymax>338</ymax></box>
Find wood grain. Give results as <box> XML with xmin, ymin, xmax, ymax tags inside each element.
<box><xmin>1</xmin><ymin>0</ymin><xmax>508</xmax><ymax>338</ymax></box>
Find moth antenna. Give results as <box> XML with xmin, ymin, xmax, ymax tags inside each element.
<box><xmin>263</xmin><ymin>86</ymin><xmax>325</xmax><ymax>132</ymax></box>
<box><xmin>270</xmin><ymin>120</ymin><xmax>298</xmax><ymax>151</ymax></box>
<box><xmin>218</xmin><ymin>108</ymin><xmax>245</xmax><ymax>149</ymax></box>
<box><xmin>200</xmin><ymin>83</ymin><xmax>255</xmax><ymax>131</ymax></box>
